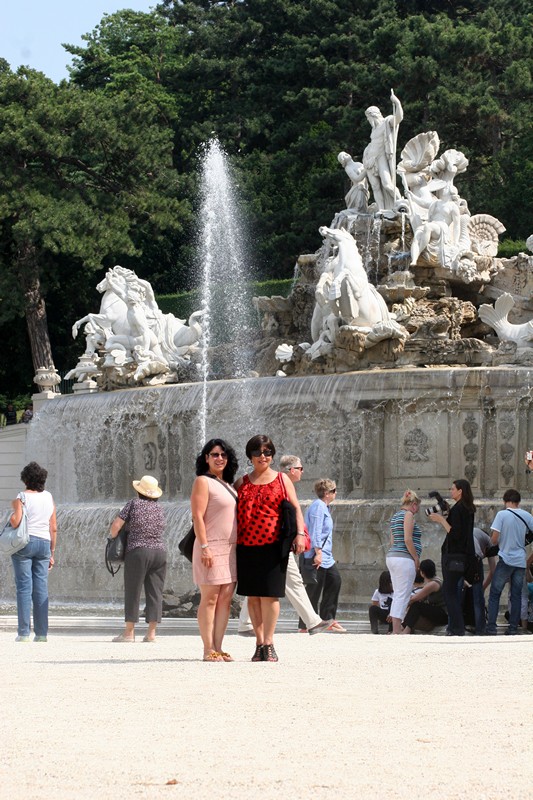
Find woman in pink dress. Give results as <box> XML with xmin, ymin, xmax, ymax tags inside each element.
<box><xmin>190</xmin><ymin>438</ymin><xmax>238</xmax><ymax>662</ymax></box>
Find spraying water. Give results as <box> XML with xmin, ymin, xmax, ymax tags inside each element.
<box><xmin>197</xmin><ymin>139</ymin><xmax>255</xmax><ymax>445</ymax></box>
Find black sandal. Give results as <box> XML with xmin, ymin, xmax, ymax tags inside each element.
<box><xmin>251</xmin><ymin>644</ymin><xmax>264</xmax><ymax>662</ymax></box>
<box><xmin>262</xmin><ymin>644</ymin><xmax>278</xmax><ymax>662</ymax></box>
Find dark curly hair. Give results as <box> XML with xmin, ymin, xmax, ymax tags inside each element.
<box><xmin>195</xmin><ymin>439</ymin><xmax>238</xmax><ymax>484</ymax></box>
<box><xmin>20</xmin><ymin>461</ymin><xmax>48</xmax><ymax>491</ymax></box>
<box><xmin>245</xmin><ymin>434</ymin><xmax>276</xmax><ymax>460</ymax></box>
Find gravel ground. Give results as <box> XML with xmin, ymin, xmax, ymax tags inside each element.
<box><xmin>1</xmin><ymin>624</ymin><xmax>531</xmax><ymax>800</ymax></box>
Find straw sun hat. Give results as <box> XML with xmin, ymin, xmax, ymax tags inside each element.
<box><xmin>132</xmin><ymin>475</ymin><xmax>162</xmax><ymax>499</ymax></box>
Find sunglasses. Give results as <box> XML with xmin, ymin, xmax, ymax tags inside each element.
<box><xmin>251</xmin><ymin>448</ymin><xmax>273</xmax><ymax>458</ymax></box>
<box><xmin>208</xmin><ymin>452</ymin><xmax>228</xmax><ymax>459</ymax></box>
<box><xmin>330</xmin><ymin>488</ymin><xmax>337</xmax><ymax>493</ymax></box>
<box><xmin>292</xmin><ymin>466</ymin><xmax>304</xmax><ymax>472</ymax></box>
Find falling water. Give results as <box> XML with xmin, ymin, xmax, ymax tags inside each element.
<box><xmin>197</xmin><ymin>139</ymin><xmax>256</xmax><ymax>445</ymax></box>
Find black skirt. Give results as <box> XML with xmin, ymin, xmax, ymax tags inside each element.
<box><xmin>236</xmin><ymin>542</ymin><xmax>289</xmax><ymax>598</ymax></box>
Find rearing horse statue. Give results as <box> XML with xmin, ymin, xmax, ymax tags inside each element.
<box><xmin>311</xmin><ymin>226</ymin><xmax>390</xmax><ymax>345</ymax></box>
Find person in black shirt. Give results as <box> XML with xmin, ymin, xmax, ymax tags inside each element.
<box><xmin>428</xmin><ymin>479</ymin><xmax>476</xmax><ymax>636</ymax></box>
<box><xmin>2</xmin><ymin>403</ymin><xmax>17</xmax><ymax>425</ymax></box>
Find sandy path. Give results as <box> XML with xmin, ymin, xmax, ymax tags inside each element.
<box><xmin>1</xmin><ymin>627</ymin><xmax>531</xmax><ymax>800</ymax></box>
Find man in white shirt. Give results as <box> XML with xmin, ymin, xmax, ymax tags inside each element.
<box><xmin>486</xmin><ymin>489</ymin><xmax>533</xmax><ymax>635</ymax></box>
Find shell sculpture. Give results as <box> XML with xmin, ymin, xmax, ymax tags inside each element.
<box><xmin>398</xmin><ymin>131</ymin><xmax>440</xmax><ymax>173</ymax></box>
<box><xmin>469</xmin><ymin>214</ymin><xmax>506</xmax><ymax>257</ymax></box>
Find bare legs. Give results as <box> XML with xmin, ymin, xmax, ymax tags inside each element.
<box><xmin>197</xmin><ymin>582</ymin><xmax>235</xmax><ymax>659</ymax></box>
<box><xmin>390</xmin><ymin>617</ymin><xmax>403</xmax><ymax>634</ymax></box>
<box><xmin>247</xmin><ymin>596</ymin><xmax>280</xmax><ymax>646</ymax></box>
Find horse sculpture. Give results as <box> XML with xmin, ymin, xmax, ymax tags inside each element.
<box><xmin>70</xmin><ymin>265</ymin><xmax>203</xmax><ymax>386</ymax></box>
<box><xmin>311</xmin><ymin>226</ymin><xmax>390</xmax><ymax>338</ymax></box>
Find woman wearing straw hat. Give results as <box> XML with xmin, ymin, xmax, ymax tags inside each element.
<box><xmin>109</xmin><ymin>475</ymin><xmax>166</xmax><ymax>642</ymax></box>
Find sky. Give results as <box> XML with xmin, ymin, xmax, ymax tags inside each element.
<box><xmin>1</xmin><ymin>1</ymin><xmax>156</xmax><ymax>83</ymax></box>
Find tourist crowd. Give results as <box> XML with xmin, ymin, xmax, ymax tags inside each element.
<box><xmin>6</xmin><ymin>444</ymin><xmax>533</xmax><ymax>658</ymax></box>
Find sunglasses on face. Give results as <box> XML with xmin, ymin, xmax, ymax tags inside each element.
<box><xmin>251</xmin><ymin>449</ymin><xmax>273</xmax><ymax>458</ymax></box>
<box><xmin>330</xmin><ymin>488</ymin><xmax>337</xmax><ymax>493</ymax></box>
<box><xmin>292</xmin><ymin>466</ymin><xmax>304</xmax><ymax>472</ymax></box>
<box><xmin>208</xmin><ymin>452</ymin><xmax>228</xmax><ymax>459</ymax></box>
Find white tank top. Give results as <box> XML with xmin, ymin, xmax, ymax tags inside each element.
<box><xmin>22</xmin><ymin>491</ymin><xmax>55</xmax><ymax>540</ymax></box>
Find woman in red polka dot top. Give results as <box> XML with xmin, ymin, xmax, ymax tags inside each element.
<box><xmin>235</xmin><ymin>434</ymin><xmax>306</xmax><ymax>662</ymax></box>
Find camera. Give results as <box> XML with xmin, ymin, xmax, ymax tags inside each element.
<box><xmin>424</xmin><ymin>491</ymin><xmax>450</xmax><ymax>518</ymax></box>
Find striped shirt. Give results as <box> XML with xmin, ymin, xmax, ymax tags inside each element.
<box><xmin>388</xmin><ymin>509</ymin><xmax>422</xmax><ymax>558</ymax></box>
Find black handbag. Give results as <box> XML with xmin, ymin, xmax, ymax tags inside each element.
<box><xmin>298</xmin><ymin>530</ymin><xmax>329</xmax><ymax>584</ymax></box>
<box><xmin>279</xmin><ymin>475</ymin><xmax>298</xmax><ymax>558</ymax></box>
<box><xmin>105</xmin><ymin>524</ymin><xmax>128</xmax><ymax>576</ymax></box>
<box><xmin>178</xmin><ymin>525</ymin><xmax>195</xmax><ymax>562</ymax></box>
<box><xmin>442</xmin><ymin>552</ymin><xmax>466</xmax><ymax>574</ymax></box>
<box><xmin>299</xmin><ymin>553</ymin><xmax>319</xmax><ymax>584</ymax></box>
<box><xmin>279</xmin><ymin>499</ymin><xmax>298</xmax><ymax>558</ymax></box>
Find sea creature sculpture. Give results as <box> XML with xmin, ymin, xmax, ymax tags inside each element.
<box><xmin>478</xmin><ymin>293</ymin><xmax>533</xmax><ymax>348</ymax></box>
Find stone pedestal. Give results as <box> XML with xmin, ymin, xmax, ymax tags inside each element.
<box><xmin>72</xmin><ymin>380</ymin><xmax>99</xmax><ymax>394</ymax></box>
<box><xmin>31</xmin><ymin>391</ymin><xmax>61</xmax><ymax>415</ymax></box>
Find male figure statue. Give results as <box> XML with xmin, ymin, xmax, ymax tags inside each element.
<box><xmin>238</xmin><ymin>454</ymin><xmax>334</xmax><ymax>636</ymax></box>
<box><xmin>486</xmin><ymin>489</ymin><xmax>533</xmax><ymax>635</ymax></box>
<box><xmin>362</xmin><ymin>89</ymin><xmax>403</xmax><ymax>210</ymax></box>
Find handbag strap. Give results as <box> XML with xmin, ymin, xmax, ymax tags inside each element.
<box><xmin>205</xmin><ymin>473</ymin><xmax>237</xmax><ymax>503</ymax></box>
<box><xmin>505</xmin><ymin>508</ymin><xmax>533</xmax><ymax>534</ymax></box>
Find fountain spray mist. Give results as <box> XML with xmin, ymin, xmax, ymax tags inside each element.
<box><xmin>197</xmin><ymin>139</ymin><xmax>256</xmax><ymax>445</ymax></box>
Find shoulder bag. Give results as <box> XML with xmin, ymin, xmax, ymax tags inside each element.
<box><xmin>179</xmin><ymin>475</ymin><xmax>237</xmax><ymax>562</ymax></box>
<box><xmin>299</xmin><ymin>529</ymin><xmax>330</xmax><ymax>585</ymax></box>
<box><xmin>505</xmin><ymin>508</ymin><xmax>533</xmax><ymax>546</ymax></box>
<box><xmin>278</xmin><ymin>474</ymin><xmax>298</xmax><ymax>559</ymax></box>
<box><xmin>105</xmin><ymin>523</ymin><xmax>129</xmax><ymax>576</ymax></box>
<box><xmin>0</xmin><ymin>492</ymin><xmax>30</xmax><ymax>556</ymax></box>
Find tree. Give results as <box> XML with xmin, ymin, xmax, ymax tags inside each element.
<box><xmin>49</xmin><ymin>1</ymin><xmax>533</xmax><ymax>280</ymax></box>
<box><xmin>0</xmin><ymin>65</ymin><xmax>188</xmax><ymax>379</ymax></box>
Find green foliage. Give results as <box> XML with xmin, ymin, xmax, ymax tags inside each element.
<box><xmin>0</xmin><ymin>63</ymin><xmax>190</xmax><ymax>391</ymax></box>
<box><xmin>1</xmin><ymin>0</ymin><xmax>533</xmax><ymax>392</ymax></box>
<box><xmin>498</xmin><ymin>239</ymin><xmax>528</xmax><ymax>258</ymax></box>
<box><xmin>157</xmin><ymin>278</ymin><xmax>293</xmax><ymax>321</ymax></box>
<box><xmin>64</xmin><ymin>0</ymin><xmax>533</xmax><ymax>283</ymax></box>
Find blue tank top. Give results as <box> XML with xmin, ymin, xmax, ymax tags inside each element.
<box><xmin>389</xmin><ymin>509</ymin><xmax>422</xmax><ymax>557</ymax></box>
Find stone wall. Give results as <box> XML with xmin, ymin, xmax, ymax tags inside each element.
<box><xmin>1</xmin><ymin>368</ymin><xmax>532</xmax><ymax>608</ymax></box>
<box><xmin>0</xmin><ymin>425</ymin><xmax>27</xmax><ymax>506</ymax></box>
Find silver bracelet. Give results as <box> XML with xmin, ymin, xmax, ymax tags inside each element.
<box><xmin>200</xmin><ymin>543</ymin><xmax>209</xmax><ymax>549</ymax></box>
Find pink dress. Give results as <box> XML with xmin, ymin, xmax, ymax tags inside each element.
<box><xmin>192</xmin><ymin>477</ymin><xmax>237</xmax><ymax>586</ymax></box>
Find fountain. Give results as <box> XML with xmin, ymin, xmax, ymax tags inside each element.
<box><xmin>2</xmin><ymin>102</ymin><xmax>533</xmax><ymax>614</ymax></box>
<box><xmin>196</xmin><ymin>139</ymin><xmax>257</xmax><ymax>443</ymax></box>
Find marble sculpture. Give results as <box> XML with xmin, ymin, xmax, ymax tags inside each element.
<box><xmin>68</xmin><ymin>265</ymin><xmax>203</xmax><ymax>389</ymax></box>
